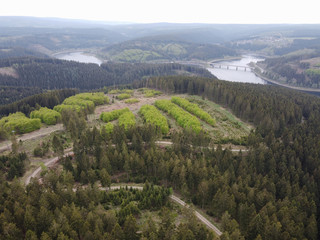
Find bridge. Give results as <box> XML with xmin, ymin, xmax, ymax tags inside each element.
<box><xmin>210</xmin><ymin>64</ymin><xmax>254</xmax><ymax>71</ymax></box>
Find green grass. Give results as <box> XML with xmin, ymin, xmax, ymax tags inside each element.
<box><xmin>186</xmin><ymin>95</ymin><xmax>252</xmax><ymax>144</ymax></box>
<box><xmin>125</xmin><ymin>98</ymin><xmax>140</xmax><ymax>104</ymax></box>
<box><xmin>117</xmin><ymin>93</ymin><xmax>131</xmax><ymax>100</ymax></box>
<box><xmin>113</xmin><ymin>49</ymin><xmax>162</xmax><ymax>62</ymax></box>
<box><xmin>160</xmin><ymin>43</ymin><xmax>187</xmax><ymax>56</ymax></box>
<box><xmin>109</xmin><ymin>89</ymin><xmax>134</xmax><ymax>94</ymax></box>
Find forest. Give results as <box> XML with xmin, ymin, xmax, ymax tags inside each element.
<box><xmin>0</xmin><ymin>57</ymin><xmax>212</xmax><ymax>105</ymax></box>
<box><xmin>0</xmin><ymin>74</ymin><xmax>319</xmax><ymax>239</ymax></box>
<box><xmin>101</xmin><ymin>38</ymin><xmax>236</xmax><ymax>62</ymax></box>
<box><xmin>0</xmin><ymin>89</ymin><xmax>78</xmax><ymax>118</ymax></box>
<box><xmin>2</xmin><ymin>17</ymin><xmax>320</xmax><ymax>239</ymax></box>
<box><xmin>258</xmin><ymin>51</ymin><xmax>320</xmax><ymax>88</ymax></box>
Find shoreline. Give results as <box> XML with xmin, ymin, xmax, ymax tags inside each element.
<box><xmin>252</xmin><ymin>63</ymin><xmax>320</xmax><ymax>93</ymax></box>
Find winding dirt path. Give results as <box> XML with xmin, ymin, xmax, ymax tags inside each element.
<box><xmin>155</xmin><ymin>140</ymin><xmax>248</xmax><ymax>152</ymax></box>
<box><xmin>170</xmin><ymin>195</ymin><xmax>222</xmax><ymax>236</ymax></box>
<box><xmin>24</xmin><ymin>152</ymin><xmax>223</xmax><ymax>236</ymax></box>
<box><xmin>96</xmin><ymin>185</ymin><xmax>223</xmax><ymax>236</ymax></box>
<box><xmin>0</xmin><ymin>124</ymin><xmax>64</xmax><ymax>153</ymax></box>
<box><xmin>25</xmin><ymin>149</ymin><xmax>73</xmax><ymax>185</ymax></box>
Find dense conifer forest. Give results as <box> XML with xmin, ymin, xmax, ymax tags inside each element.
<box><xmin>0</xmin><ymin>57</ymin><xmax>212</xmax><ymax>105</ymax></box>
<box><xmin>0</xmin><ymin>89</ymin><xmax>78</xmax><ymax>118</ymax></box>
<box><xmin>0</xmin><ymin>75</ymin><xmax>319</xmax><ymax>239</ymax></box>
<box><xmin>2</xmin><ymin>18</ymin><xmax>320</xmax><ymax>239</ymax></box>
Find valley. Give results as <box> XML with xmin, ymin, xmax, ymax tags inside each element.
<box><xmin>0</xmin><ymin>17</ymin><xmax>320</xmax><ymax>240</ymax></box>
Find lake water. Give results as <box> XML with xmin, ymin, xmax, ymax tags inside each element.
<box><xmin>54</xmin><ymin>52</ymin><xmax>103</xmax><ymax>65</ymax></box>
<box><xmin>54</xmin><ymin>52</ymin><xmax>265</xmax><ymax>84</ymax></box>
<box><xmin>207</xmin><ymin>55</ymin><xmax>266</xmax><ymax>84</ymax></box>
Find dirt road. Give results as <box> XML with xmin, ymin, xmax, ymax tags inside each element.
<box><xmin>102</xmin><ymin>186</ymin><xmax>223</xmax><ymax>236</ymax></box>
<box><xmin>0</xmin><ymin>124</ymin><xmax>64</xmax><ymax>153</ymax></box>
<box><xmin>25</xmin><ymin>149</ymin><xmax>73</xmax><ymax>185</ymax></box>
<box><xmin>25</xmin><ymin>156</ymin><xmax>223</xmax><ymax>237</ymax></box>
<box><xmin>169</xmin><ymin>195</ymin><xmax>222</xmax><ymax>236</ymax></box>
<box><xmin>155</xmin><ymin>140</ymin><xmax>248</xmax><ymax>152</ymax></box>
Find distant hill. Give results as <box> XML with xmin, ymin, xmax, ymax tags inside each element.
<box><xmin>102</xmin><ymin>37</ymin><xmax>236</xmax><ymax>62</ymax></box>
<box><xmin>0</xmin><ymin>47</ymin><xmax>49</xmax><ymax>59</ymax></box>
<box><xmin>1</xmin><ymin>17</ymin><xmax>320</xmax><ymax>61</ymax></box>
<box><xmin>0</xmin><ymin>27</ymin><xmax>127</xmax><ymax>55</ymax></box>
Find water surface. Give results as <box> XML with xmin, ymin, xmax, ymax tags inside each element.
<box><xmin>55</xmin><ymin>52</ymin><xmax>103</xmax><ymax>65</ymax></box>
<box><xmin>207</xmin><ymin>56</ymin><xmax>266</xmax><ymax>84</ymax></box>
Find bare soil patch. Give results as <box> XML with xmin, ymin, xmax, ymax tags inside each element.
<box><xmin>95</xmin><ymin>91</ymin><xmax>172</xmax><ymax>117</ymax></box>
<box><xmin>0</xmin><ymin>67</ymin><xmax>19</xmax><ymax>78</ymax></box>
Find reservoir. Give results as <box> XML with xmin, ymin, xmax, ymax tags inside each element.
<box><xmin>207</xmin><ymin>55</ymin><xmax>266</xmax><ymax>84</ymax></box>
<box><xmin>55</xmin><ymin>52</ymin><xmax>265</xmax><ymax>85</ymax></box>
<box><xmin>54</xmin><ymin>52</ymin><xmax>103</xmax><ymax>65</ymax></box>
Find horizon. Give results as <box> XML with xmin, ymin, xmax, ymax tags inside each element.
<box><xmin>1</xmin><ymin>0</ymin><xmax>320</xmax><ymax>25</ymax></box>
<box><xmin>2</xmin><ymin>16</ymin><xmax>320</xmax><ymax>26</ymax></box>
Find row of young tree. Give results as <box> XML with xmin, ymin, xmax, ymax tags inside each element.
<box><xmin>30</xmin><ymin>107</ymin><xmax>61</xmax><ymax>125</ymax></box>
<box><xmin>171</xmin><ymin>96</ymin><xmax>216</xmax><ymax>126</ymax></box>
<box><xmin>155</xmin><ymin>99</ymin><xmax>202</xmax><ymax>133</ymax></box>
<box><xmin>139</xmin><ymin>105</ymin><xmax>169</xmax><ymax>135</ymax></box>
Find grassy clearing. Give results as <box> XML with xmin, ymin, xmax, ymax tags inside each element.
<box><xmin>186</xmin><ymin>95</ymin><xmax>252</xmax><ymax>144</ymax></box>
<box><xmin>4</xmin><ymin>89</ymin><xmax>252</xmax><ymax>162</ymax></box>
<box><xmin>95</xmin><ymin>89</ymin><xmax>251</xmax><ymax>144</ymax></box>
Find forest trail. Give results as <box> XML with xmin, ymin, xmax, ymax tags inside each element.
<box><xmin>100</xmin><ymin>186</ymin><xmax>222</xmax><ymax>236</ymax></box>
<box><xmin>25</xmin><ymin>155</ymin><xmax>223</xmax><ymax>237</ymax></box>
<box><xmin>155</xmin><ymin>140</ymin><xmax>248</xmax><ymax>152</ymax></box>
<box><xmin>0</xmin><ymin>124</ymin><xmax>64</xmax><ymax>153</ymax></box>
<box><xmin>24</xmin><ymin>149</ymin><xmax>73</xmax><ymax>185</ymax></box>
<box><xmin>170</xmin><ymin>195</ymin><xmax>222</xmax><ymax>236</ymax></box>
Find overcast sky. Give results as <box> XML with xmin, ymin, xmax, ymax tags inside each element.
<box><xmin>1</xmin><ymin>0</ymin><xmax>320</xmax><ymax>24</ymax></box>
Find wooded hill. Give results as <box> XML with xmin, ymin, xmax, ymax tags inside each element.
<box><xmin>0</xmin><ymin>58</ymin><xmax>212</xmax><ymax>105</ymax></box>
<box><xmin>259</xmin><ymin>52</ymin><xmax>320</xmax><ymax>88</ymax></box>
<box><xmin>1</xmin><ymin>75</ymin><xmax>320</xmax><ymax>239</ymax></box>
<box><xmin>101</xmin><ymin>38</ymin><xmax>236</xmax><ymax>62</ymax></box>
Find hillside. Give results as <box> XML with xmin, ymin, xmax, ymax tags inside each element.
<box><xmin>257</xmin><ymin>51</ymin><xmax>320</xmax><ymax>88</ymax></box>
<box><xmin>0</xmin><ymin>87</ymin><xmax>251</xmax><ymax>239</ymax></box>
<box><xmin>101</xmin><ymin>38</ymin><xmax>236</xmax><ymax>62</ymax></box>
<box><xmin>0</xmin><ymin>58</ymin><xmax>213</xmax><ymax>104</ymax></box>
<box><xmin>1</xmin><ymin>17</ymin><xmax>320</xmax><ymax>239</ymax></box>
<box><xmin>1</xmin><ymin>74</ymin><xmax>320</xmax><ymax>239</ymax></box>
<box><xmin>0</xmin><ymin>26</ymin><xmax>126</xmax><ymax>55</ymax></box>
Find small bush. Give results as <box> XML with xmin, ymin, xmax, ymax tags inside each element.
<box><xmin>30</xmin><ymin>107</ymin><xmax>61</xmax><ymax>125</ymax></box>
<box><xmin>0</xmin><ymin>112</ymin><xmax>41</xmax><ymax>134</ymax></box>
<box><xmin>74</xmin><ymin>92</ymin><xmax>109</xmax><ymax>105</ymax></box>
<box><xmin>53</xmin><ymin>104</ymin><xmax>82</xmax><ymax>113</ymax></box>
<box><xmin>139</xmin><ymin>104</ymin><xmax>169</xmax><ymax>134</ymax></box>
<box><xmin>101</xmin><ymin>122</ymin><xmax>114</xmax><ymax>134</ymax></box>
<box><xmin>100</xmin><ymin>108</ymin><xmax>130</xmax><ymax>122</ymax></box>
<box><xmin>118</xmin><ymin>111</ymin><xmax>136</xmax><ymax>130</ymax></box>
<box><xmin>125</xmin><ymin>98</ymin><xmax>140</xmax><ymax>104</ymax></box>
<box><xmin>117</xmin><ymin>93</ymin><xmax>131</xmax><ymax>100</ymax></box>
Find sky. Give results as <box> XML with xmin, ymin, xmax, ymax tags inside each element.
<box><xmin>1</xmin><ymin>0</ymin><xmax>320</xmax><ymax>24</ymax></box>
